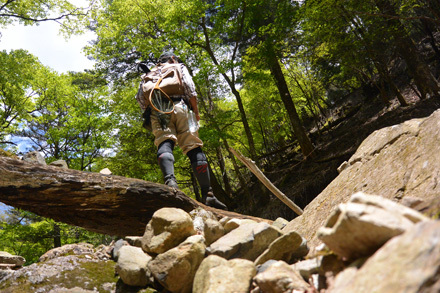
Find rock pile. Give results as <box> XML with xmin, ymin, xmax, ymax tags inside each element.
<box><xmin>113</xmin><ymin>192</ymin><xmax>439</xmax><ymax>292</ymax></box>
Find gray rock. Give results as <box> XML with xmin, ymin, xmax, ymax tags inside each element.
<box><xmin>112</xmin><ymin>239</ymin><xmax>129</xmax><ymax>261</ymax></box>
<box><xmin>208</xmin><ymin>222</ymin><xmax>282</xmax><ymax>261</ymax></box>
<box><xmin>254</xmin><ymin>230</ymin><xmax>308</xmax><ymax>265</ymax></box>
<box><xmin>328</xmin><ymin>220</ymin><xmax>440</xmax><ymax>293</ymax></box>
<box><xmin>193</xmin><ymin>255</ymin><xmax>256</xmax><ymax>293</ymax></box>
<box><xmin>39</xmin><ymin>243</ymin><xmax>95</xmax><ymax>262</ymax></box>
<box><xmin>193</xmin><ymin>216</ymin><xmax>205</xmax><ymax>235</ymax></box>
<box><xmin>271</xmin><ymin>217</ymin><xmax>289</xmax><ymax>230</ymax></box>
<box><xmin>204</xmin><ymin>218</ymin><xmax>225</xmax><ymax>246</ymax></box>
<box><xmin>49</xmin><ymin>160</ymin><xmax>68</xmax><ymax>169</ymax></box>
<box><xmin>99</xmin><ymin>168</ymin><xmax>112</xmax><ymax>175</ymax></box>
<box><xmin>0</xmin><ymin>253</ymin><xmax>115</xmax><ymax>292</ymax></box>
<box><xmin>283</xmin><ymin>110</ymin><xmax>440</xmax><ymax>254</ymax></box>
<box><xmin>115</xmin><ymin>246</ymin><xmax>152</xmax><ymax>287</ymax></box>
<box><xmin>23</xmin><ymin>151</ymin><xmax>46</xmax><ymax>165</ymax></box>
<box><xmin>317</xmin><ymin>192</ymin><xmax>428</xmax><ymax>259</ymax></box>
<box><xmin>148</xmin><ymin>235</ymin><xmax>206</xmax><ymax>293</ymax></box>
<box><xmin>253</xmin><ymin>260</ymin><xmax>310</xmax><ymax>293</ymax></box>
<box><xmin>0</xmin><ymin>251</ymin><xmax>25</xmax><ymax>266</ymax></box>
<box><xmin>292</xmin><ymin>254</ymin><xmax>344</xmax><ymax>280</ymax></box>
<box><xmin>141</xmin><ymin>208</ymin><xmax>196</xmax><ymax>255</ymax></box>
<box><xmin>219</xmin><ymin>216</ymin><xmax>231</xmax><ymax>227</ymax></box>
<box><xmin>189</xmin><ymin>207</ymin><xmax>217</xmax><ymax>222</ymax></box>
<box><xmin>223</xmin><ymin>218</ymin><xmax>256</xmax><ymax>233</ymax></box>
<box><xmin>0</xmin><ymin>269</ymin><xmax>13</xmax><ymax>281</ymax></box>
<box><xmin>124</xmin><ymin>236</ymin><xmax>142</xmax><ymax>248</ymax></box>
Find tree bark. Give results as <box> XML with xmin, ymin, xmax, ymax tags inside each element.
<box><xmin>266</xmin><ymin>45</ymin><xmax>315</xmax><ymax>159</ymax></box>
<box><xmin>374</xmin><ymin>0</ymin><xmax>440</xmax><ymax>98</ymax></box>
<box><xmin>198</xmin><ymin>17</ymin><xmax>258</xmax><ymax>160</ymax></box>
<box><xmin>0</xmin><ymin>156</ymin><xmax>269</xmax><ymax>236</ymax></box>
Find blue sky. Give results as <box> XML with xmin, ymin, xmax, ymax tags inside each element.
<box><xmin>0</xmin><ymin>5</ymin><xmax>96</xmax><ymax>214</ymax></box>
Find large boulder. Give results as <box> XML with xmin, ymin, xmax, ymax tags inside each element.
<box><xmin>328</xmin><ymin>220</ymin><xmax>440</xmax><ymax>293</ymax></box>
<box><xmin>193</xmin><ymin>255</ymin><xmax>256</xmax><ymax>293</ymax></box>
<box><xmin>141</xmin><ymin>208</ymin><xmax>196</xmax><ymax>255</ymax></box>
<box><xmin>317</xmin><ymin>192</ymin><xmax>428</xmax><ymax>260</ymax></box>
<box><xmin>207</xmin><ymin>222</ymin><xmax>282</xmax><ymax>261</ymax></box>
<box><xmin>39</xmin><ymin>243</ymin><xmax>96</xmax><ymax>262</ymax></box>
<box><xmin>0</xmin><ymin>245</ymin><xmax>117</xmax><ymax>292</ymax></box>
<box><xmin>284</xmin><ymin>109</ymin><xmax>440</xmax><ymax>253</ymax></box>
<box><xmin>147</xmin><ymin>235</ymin><xmax>206</xmax><ymax>293</ymax></box>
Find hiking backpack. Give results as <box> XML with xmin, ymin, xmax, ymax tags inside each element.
<box><xmin>135</xmin><ymin>63</ymin><xmax>185</xmax><ymax>112</ymax></box>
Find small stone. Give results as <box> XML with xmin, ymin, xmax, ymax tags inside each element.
<box><xmin>99</xmin><ymin>168</ymin><xmax>112</xmax><ymax>175</ymax></box>
<box><xmin>49</xmin><ymin>160</ymin><xmax>68</xmax><ymax>169</ymax></box>
<box><xmin>23</xmin><ymin>151</ymin><xmax>46</xmax><ymax>165</ymax></box>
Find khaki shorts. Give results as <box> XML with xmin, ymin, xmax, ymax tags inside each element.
<box><xmin>151</xmin><ymin>101</ymin><xmax>203</xmax><ymax>154</ymax></box>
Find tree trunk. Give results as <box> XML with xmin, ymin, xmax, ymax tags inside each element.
<box><xmin>53</xmin><ymin>223</ymin><xmax>61</xmax><ymax>248</ymax></box>
<box><xmin>265</xmin><ymin>45</ymin><xmax>315</xmax><ymax>159</ymax></box>
<box><xmin>199</xmin><ymin>18</ymin><xmax>258</xmax><ymax>160</ymax></box>
<box><xmin>0</xmin><ymin>156</ymin><xmax>270</xmax><ymax>236</ymax></box>
<box><xmin>215</xmin><ymin>146</ymin><xmax>233</xmax><ymax>197</ymax></box>
<box><xmin>374</xmin><ymin>0</ymin><xmax>440</xmax><ymax>98</ymax></box>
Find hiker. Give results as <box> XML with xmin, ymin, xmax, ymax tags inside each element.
<box><xmin>136</xmin><ymin>52</ymin><xmax>227</xmax><ymax>210</ymax></box>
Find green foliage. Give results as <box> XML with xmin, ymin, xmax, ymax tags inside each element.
<box><xmin>0</xmin><ymin>258</ymin><xmax>119</xmax><ymax>292</ymax></box>
<box><xmin>0</xmin><ymin>0</ymin><xmax>90</xmax><ymax>28</ymax></box>
<box><xmin>18</xmin><ymin>69</ymin><xmax>113</xmax><ymax>170</ymax></box>
<box><xmin>0</xmin><ymin>49</ymin><xmax>40</xmax><ymax>143</ymax></box>
<box><xmin>0</xmin><ymin>208</ymin><xmax>113</xmax><ymax>265</ymax></box>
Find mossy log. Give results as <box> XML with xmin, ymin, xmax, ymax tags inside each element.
<box><xmin>0</xmin><ymin>156</ymin><xmax>269</xmax><ymax>236</ymax></box>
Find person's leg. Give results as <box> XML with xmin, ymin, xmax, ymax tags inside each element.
<box><xmin>187</xmin><ymin>147</ymin><xmax>227</xmax><ymax>210</ymax></box>
<box><xmin>157</xmin><ymin>140</ymin><xmax>178</xmax><ymax>188</ymax></box>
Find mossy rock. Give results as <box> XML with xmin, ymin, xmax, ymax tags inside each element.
<box><xmin>0</xmin><ymin>254</ymin><xmax>159</xmax><ymax>293</ymax></box>
<box><xmin>0</xmin><ymin>149</ymin><xmax>18</xmax><ymax>159</ymax></box>
<box><xmin>0</xmin><ymin>257</ymin><xmax>118</xmax><ymax>293</ymax></box>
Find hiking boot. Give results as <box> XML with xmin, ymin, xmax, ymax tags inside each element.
<box><xmin>203</xmin><ymin>190</ymin><xmax>228</xmax><ymax>210</ymax></box>
<box><xmin>165</xmin><ymin>177</ymin><xmax>179</xmax><ymax>189</ymax></box>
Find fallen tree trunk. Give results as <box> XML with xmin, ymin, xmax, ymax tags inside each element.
<box><xmin>0</xmin><ymin>156</ymin><xmax>269</xmax><ymax>236</ymax></box>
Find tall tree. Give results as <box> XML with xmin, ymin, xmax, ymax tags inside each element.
<box><xmin>372</xmin><ymin>0</ymin><xmax>440</xmax><ymax>98</ymax></box>
<box><xmin>86</xmin><ymin>0</ymin><xmax>259</xmax><ymax>160</ymax></box>
<box><xmin>19</xmin><ymin>69</ymin><xmax>112</xmax><ymax>170</ymax></box>
<box><xmin>0</xmin><ymin>49</ymin><xmax>40</xmax><ymax>144</ymax></box>
<box><xmin>243</xmin><ymin>0</ymin><xmax>316</xmax><ymax>158</ymax></box>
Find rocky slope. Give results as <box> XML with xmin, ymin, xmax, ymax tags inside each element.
<box><xmin>238</xmin><ymin>94</ymin><xmax>440</xmax><ymax>221</ymax></box>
